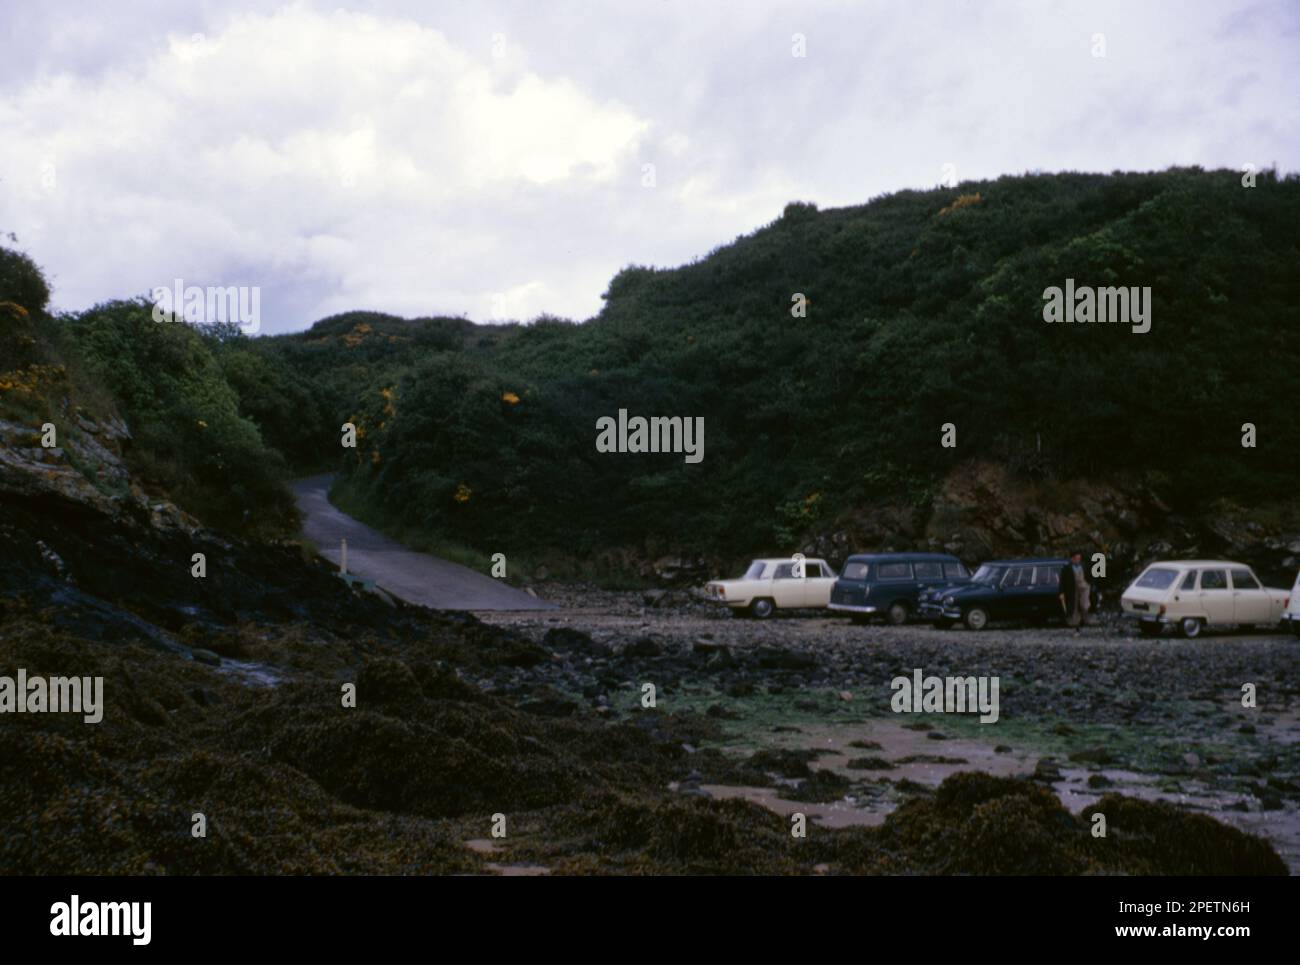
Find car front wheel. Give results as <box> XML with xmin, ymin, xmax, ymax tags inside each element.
<box><xmin>750</xmin><ymin>598</ymin><xmax>775</xmax><ymax>620</ymax></box>
<box><xmin>963</xmin><ymin>607</ymin><xmax>989</xmax><ymax>631</ymax></box>
<box><xmin>887</xmin><ymin>602</ymin><xmax>909</xmax><ymax>626</ymax></box>
<box><xmin>1180</xmin><ymin>617</ymin><xmax>1203</xmax><ymax>638</ymax></box>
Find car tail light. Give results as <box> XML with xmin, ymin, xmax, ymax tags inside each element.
<box><xmin>718</xmin><ymin>586</ymin><xmax>726</xmax><ymax>600</ymax></box>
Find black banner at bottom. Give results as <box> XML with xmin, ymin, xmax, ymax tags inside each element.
<box><xmin>0</xmin><ymin>874</ymin><xmax>1289</xmax><ymax>951</ymax></box>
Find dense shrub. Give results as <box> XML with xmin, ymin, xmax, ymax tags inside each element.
<box><xmin>238</xmin><ymin>168</ymin><xmax>1298</xmax><ymax>559</ymax></box>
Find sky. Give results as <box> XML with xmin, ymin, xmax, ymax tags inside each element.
<box><xmin>1</xmin><ymin>0</ymin><xmax>1296</xmax><ymax>334</ymax></box>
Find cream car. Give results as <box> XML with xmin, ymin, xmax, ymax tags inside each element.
<box><xmin>1283</xmin><ymin>570</ymin><xmax>1300</xmax><ymax>637</ymax></box>
<box><xmin>1121</xmin><ymin>560</ymin><xmax>1290</xmax><ymax>638</ymax></box>
<box><xmin>703</xmin><ymin>557</ymin><xmax>837</xmax><ymax>619</ymax></box>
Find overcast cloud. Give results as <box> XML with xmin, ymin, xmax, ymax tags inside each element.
<box><xmin>1</xmin><ymin>0</ymin><xmax>1296</xmax><ymax>333</ymax></box>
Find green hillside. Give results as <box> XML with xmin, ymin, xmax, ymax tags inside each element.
<box><xmin>7</xmin><ymin>167</ymin><xmax>1296</xmax><ymax>570</ymax></box>
<box><xmin>0</xmin><ymin>251</ymin><xmax>293</xmax><ymax>535</ymax></box>
<box><xmin>246</xmin><ymin>168</ymin><xmax>1299</xmax><ymax>565</ymax></box>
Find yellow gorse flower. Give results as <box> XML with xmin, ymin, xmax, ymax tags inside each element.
<box><xmin>938</xmin><ymin>192</ymin><xmax>984</xmax><ymax>217</ymax></box>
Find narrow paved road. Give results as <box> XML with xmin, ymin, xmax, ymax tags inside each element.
<box><xmin>292</xmin><ymin>474</ymin><xmax>555</xmax><ymax>611</ymax></box>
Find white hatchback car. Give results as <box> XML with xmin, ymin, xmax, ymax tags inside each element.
<box><xmin>1121</xmin><ymin>560</ymin><xmax>1290</xmax><ymax>638</ymax></box>
<box><xmin>703</xmin><ymin>557</ymin><xmax>837</xmax><ymax>619</ymax></box>
<box><xmin>1283</xmin><ymin>569</ymin><xmax>1300</xmax><ymax>637</ymax></box>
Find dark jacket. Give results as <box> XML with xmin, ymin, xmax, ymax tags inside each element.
<box><xmin>1058</xmin><ymin>563</ymin><xmax>1084</xmax><ymax>617</ymax></box>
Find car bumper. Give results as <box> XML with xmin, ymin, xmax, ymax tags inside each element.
<box><xmin>828</xmin><ymin>602</ymin><xmax>879</xmax><ymax>615</ymax></box>
<box><xmin>1282</xmin><ymin>612</ymin><xmax>1300</xmax><ymax>626</ymax></box>
<box><xmin>1122</xmin><ymin>609</ymin><xmax>1175</xmax><ymax>625</ymax></box>
<box><xmin>918</xmin><ymin>602</ymin><xmax>961</xmax><ymax>620</ymax></box>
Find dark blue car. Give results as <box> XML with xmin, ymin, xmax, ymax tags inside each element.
<box><xmin>829</xmin><ymin>552</ymin><xmax>970</xmax><ymax>625</ymax></box>
<box><xmin>917</xmin><ymin>558</ymin><xmax>1068</xmax><ymax>630</ymax></box>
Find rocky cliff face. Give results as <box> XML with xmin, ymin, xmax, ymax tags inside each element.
<box><xmin>0</xmin><ymin>406</ymin><xmax>410</xmax><ymax>658</ymax></box>
<box><xmin>797</xmin><ymin>460</ymin><xmax>1299</xmax><ymax>589</ymax></box>
<box><xmin>613</xmin><ymin>460</ymin><xmax>1297</xmax><ymax>589</ymax></box>
<box><xmin>0</xmin><ymin>411</ymin><xmax>198</xmax><ymax>534</ymax></box>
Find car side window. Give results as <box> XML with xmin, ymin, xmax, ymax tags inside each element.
<box><xmin>1180</xmin><ymin>571</ymin><xmax>1197</xmax><ymax>591</ymax></box>
<box><xmin>774</xmin><ymin>563</ymin><xmax>796</xmax><ymax>579</ymax></box>
<box><xmin>1035</xmin><ymin>566</ymin><xmax>1059</xmax><ymax>586</ymax></box>
<box><xmin>914</xmin><ymin>561</ymin><xmax>943</xmax><ymax>580</ymax></box>
<box><xmin>1231</xmin><ymin>569</ymin><xmax>1261</xmax><ymax>590</ymax></box>
<box><xmin>944</xmin><ymin>563</ymin><xmax>969</xmax><ymax>578</ymax></box>
<box><xmin>1200</xmin><ymin>570</ymin><xmax>1228</xmax><ymax>590</ymax></box>
<box><xmin>878</xmin><ymin>562</ymin><xmax>912</xmax><ymax>581</ymax></box>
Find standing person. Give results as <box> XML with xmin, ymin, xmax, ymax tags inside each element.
<box><xmin>1058</xmin><ymin>550</ymin><xmax>1091</xmax><ymax>634</ymax></box>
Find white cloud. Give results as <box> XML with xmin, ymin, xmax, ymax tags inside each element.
<box><xmin>0</xmin><ymin>5</ymin><xmax>652</xmax><ymax>326</ymax></box>
<box><xmin>0</xmin><ymin>0</ymin><xmax>1295</xmax><ymax>332</ymax></box>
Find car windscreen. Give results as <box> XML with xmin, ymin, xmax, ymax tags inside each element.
<box><xmin>841</xmin><ymin>561</ymin><xmax>869</xmax><ymax>581</ymax></box>
<box><xmin>743</xmin><ymin>561</ymin><xmax>767</xmax><ymax>580</ymax></box>
<box><xmin>1134</xmin><ymin>568</ymin><xmax>1179</xmax><ymax>590</ymax></box>
<box><xmin>971</xmin><ymin>564</ymin><xmax>1004</xmax><ymax>585</ymax></box>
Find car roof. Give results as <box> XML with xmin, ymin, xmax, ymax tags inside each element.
<box><xmin>1141</xmin><ymin>560</ymin><xmax>1251</xmax><ymax>568</ymax></box>
<box><xmin>752</xmin><ymin>557</ymin><xmax>827</xmax><ymax>564</ymax></box>
<box><xmin>982</xmin><ymin>558</ymin><xmax>1069</xmax><ymax>566</ymax></box>
<box><xmin>844</xmin><ymin>552</ymin><xmax>961</xmax><ymax>562</ymax></box>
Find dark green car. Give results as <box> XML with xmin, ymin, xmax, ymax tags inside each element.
<box><xmin>917</xmin><ymin>558</ymin><xmax>1070</xmax><ymax>630</ymax></box>
<box><xmin>829</xmin><ymin>552</ymin><xmax>969</xmax><ymax>625</ymax></box>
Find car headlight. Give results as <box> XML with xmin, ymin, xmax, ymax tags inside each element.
<box><xmin>943</xmin><ymin>596</ymin><xmax>954</xmax><ymax>606</ymax></box>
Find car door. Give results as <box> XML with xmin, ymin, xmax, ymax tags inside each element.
<box><xmin>1196</xmin><ymin>569</ymin><xmax>1234</xmax><ymax>624</ymax></box>
<box><xmin>1034</xmin><ymin>565</ymin><xmax>1063</xmax><ymax>620</ymax></box>
<box><xmin>771</xmin><ymin>562</ymin><xmax>800</xmax><ymax>607</ymax></box>
<box><xmin>1230</xmin><ymin>568</ymin><xmax>1272</xmax><ymax>624</ymax></box>
<box><xmin>875</xmin><ymin>561</ymin><xmax>914</xmax><ymax>611</ymax></box>
<box><xmin>803</xmin><ymin>561</ymin><xmax>837</xmax><ymax>607</ymax></box>
<box><xmin>994</xmin><ymin>566</ymin><xmax>1034</xmax><ymax>619</ymax></box>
